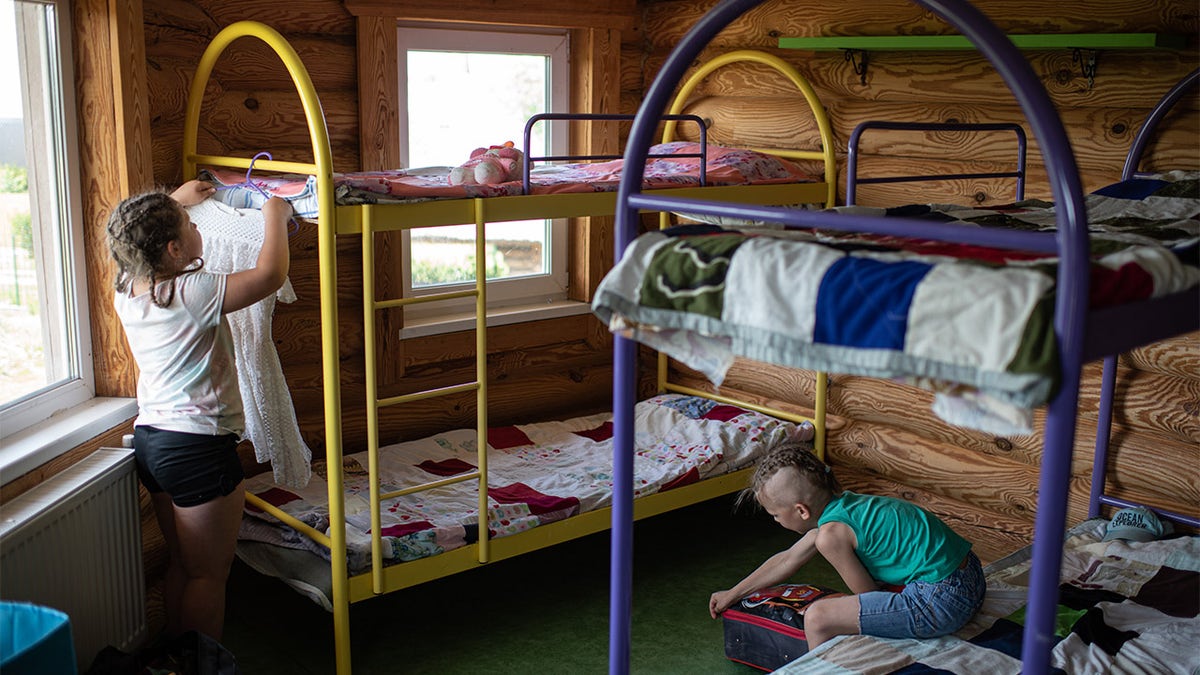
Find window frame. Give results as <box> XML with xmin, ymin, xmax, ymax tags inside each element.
<box><xmin>0</xmin><ymin>0</ymin><xmax>96</xmax><ymax>442</ymax></box>
<box><xmin>395</xmin><ymin>24</ymin><xmax>571</xmax><ymax>322</ymax></box>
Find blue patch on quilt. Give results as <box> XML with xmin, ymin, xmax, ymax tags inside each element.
<box><xmin>391</xmin><ymin>530</ymin><xmax>443</xmax><ymax>562</ymax></box>
<box><xmin>813</xmin><ymin>257</ymin><xmax>931</xmax><ymax>349</ymax></box>
<box><xmin>1091</xmin><ymin>178</ymin><xmax>1169</xmax><ymax>200</ymax></box>
<box><xmin>658</xmin><ymin>395</ymin><xmax>718</xmax><ymax>419</ymax></box>
<box><xmin>968</xmin><ymin>618</ymin><xmax>1031</xmax><ymax>660</ymax></box>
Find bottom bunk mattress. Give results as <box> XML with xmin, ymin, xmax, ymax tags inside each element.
<box><xmin>772</xmin><ymin>518</ymin><xmax>1200</xmax><ymax>674</ymax></box>
<box><xmin>237</xmin><ymin>394</ymin><xmax>811</xmax><ymax>606</ymax></box>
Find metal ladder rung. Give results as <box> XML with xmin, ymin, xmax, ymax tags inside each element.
<box><xmin>378</xmin><ymin>381</ymin><xmax>480</xmax><ymax>407</ymax></box>
<box><xmin>375</xmin><ymin>288</ymin><xmax>479</xmax><ymax>310</ymax></box>
<box><xmin>380</xmin><ymin>471</ymin><xmax>481</xmax><ymax>500</ymax></box>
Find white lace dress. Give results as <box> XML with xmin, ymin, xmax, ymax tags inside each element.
<box><xmin>189</xmin><ymin>199</ymin><xmax>312</xmax><ymax>488</ymax></box>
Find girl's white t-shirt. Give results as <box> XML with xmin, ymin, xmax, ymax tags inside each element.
<box><xmin>114</xmin><ymin>271</ymin><xmax>245</xmax><ymax>437</ymax></box>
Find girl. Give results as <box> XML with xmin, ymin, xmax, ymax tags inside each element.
<box><xmin>709</xmin><ymin>445</ymin><xmax>985</xmax><ymax>649</ymax></box>
<box><xmin>108</xmin><ymin>180</ymin><xmax>292</xmax><ymax>641</ymax></box>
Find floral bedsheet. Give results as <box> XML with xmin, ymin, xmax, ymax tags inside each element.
<box><xmin>238</xmin><ymin>394</ymin><xmax>812</xmax><ymax>574</ymax></box>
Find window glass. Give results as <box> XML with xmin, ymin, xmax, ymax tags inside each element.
<box><xmin>398</xmin><ymin>26</ymin><xmax>568</xmax><ymax>317</ymax></box>
<box><xmin>0</xmin><ymin>0</ymin><xmax>93</xmax><ymax>437</ymax></box>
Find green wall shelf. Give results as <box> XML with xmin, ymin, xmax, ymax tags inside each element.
<box><xmin>777</xmin><ymin>33</ymin><xmax>1188</xmax><ymax>51</ymax></box>
<box><xmin>777</xmin><ymin>33</ymin><xmax>1189</xmax><ymax>87</ymax></box>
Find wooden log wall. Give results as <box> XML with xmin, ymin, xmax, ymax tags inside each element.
<box><xmin>626</xmin><ymin>0</ymin><xmax>1199</xmax><ymax>204</ymax></box>
<box><xmin>630</xmin><ymin>0</ymin><xmax>1199</xmax><ymax>562</ymax></box>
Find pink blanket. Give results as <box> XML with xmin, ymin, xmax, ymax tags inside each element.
<box><xmin>202</xmin><ymin>142</ymin><xmax>818</xmax><ymax>217</ymax></box>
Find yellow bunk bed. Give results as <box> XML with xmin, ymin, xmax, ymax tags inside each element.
<box><xmin>181</xmin><ymin>21</ymin><xmax>835</xmax><ymax>674</ymax></box>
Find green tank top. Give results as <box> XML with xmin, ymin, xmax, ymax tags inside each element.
<box><xmin>817</xmin><ymin>491</ymin><xmax>971</xmax><ymax>585</ymax></box>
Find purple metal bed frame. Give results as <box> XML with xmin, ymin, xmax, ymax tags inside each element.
<box><xmin>607</xmin><ymin>1</ymin><xmax>1200</xmax><ymax>674</ymax></box>
<box><xmin>846</xmin><ymin>121</ymin><xmax>1028</xmax><ymax>204</ymax></box>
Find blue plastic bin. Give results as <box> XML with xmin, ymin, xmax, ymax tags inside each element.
<box><xmin>0</xmin><ymin>601</ymin><xmax>77</xmax><ymax>675</ymax></box>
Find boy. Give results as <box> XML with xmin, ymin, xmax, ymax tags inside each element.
<box><xmin>709</xmin><ymin>445</ymin><xmax>985</xmax><ymax>648</ymax></box>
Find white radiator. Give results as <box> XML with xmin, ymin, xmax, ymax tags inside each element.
<box><xmin>1</xmin><ymin>448</ymin><xmax>147</xmax><ymax>671</ymax></box>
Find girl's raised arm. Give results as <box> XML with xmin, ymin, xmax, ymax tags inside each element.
<box><xmin>223</xmin><ymin>196</ymin><xmax>291</xmax><ymax>314</ymax></box>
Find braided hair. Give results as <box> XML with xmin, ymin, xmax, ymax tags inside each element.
<box><xmin>737</xmin><ymin>442</ymin><xmax>841</xmax><ymax>510</ymax></box>
<box><xmin>106</xmin><ymin>191</ymin><xmax>203</xmax><ymax>308</ymax></box>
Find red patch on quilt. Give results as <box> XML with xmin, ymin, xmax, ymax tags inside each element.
<box><xmin>488</xmin><ymin>426</ymin><xmax>533</xmax><ymax>449</ymax></box>
<box><xmin>574</xmin><ymin>421</ymin><xmax>613</xmax><ymax>442</ymax></box>
<box><xmin>378</xmin><ymin>520</ymin><xmax>435</xmax><ymax>538</ymax></box>
<box><xmin>490</xmin><ymin>482</ymin><xmax>580</xmax><ymax>515</ymax></box>
<box><xmin>1089</xmin><ymin>262</ymin><xmax>1154</xmax><ymax>307</ymax></box>
<box><xmin>417</xmin><ymin>458</ymin><xmax>476</xmax><ymax>476</ymax></box>
<box><xmin>892</xmin><ymin>240</ymin><xmax>1047</xmax><ymax>264</ymax></box>
<box><xmin>247</xmin><ymin>487</ymin><xmax>302</xmax><ymax>512</ymax></box>
<box><xmin>702</xmin><ymin>405</ymin><xmax>746</xmax><ymax>422</ymax></box>
<box><xmin>661</xmin><ymin>467</ymin><xmax>701</xmax><ymax>491</ymax></box>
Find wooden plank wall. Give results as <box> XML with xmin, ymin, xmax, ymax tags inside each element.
<box><xmin>627</xmin><ymin>0</ymin><xmax>1199</xmax><ymax>562</ymax></box>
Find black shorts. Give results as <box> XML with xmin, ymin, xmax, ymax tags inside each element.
<box><xmin>134</xmin><ymin>426</ymin><xmax>244</xmax><ymax>507</ymax></box>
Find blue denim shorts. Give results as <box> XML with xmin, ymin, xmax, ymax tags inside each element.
<box><xmin>857</xmin><ymin>550</ymin><xmax>986</xmax><ymax>639</ymax></box>
<box><xmin>134</xmin><ymin>426</ymin><xmax>243</xmax><ymax>507</ymax></box>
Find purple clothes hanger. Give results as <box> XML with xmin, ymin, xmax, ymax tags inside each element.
<box><xmin>214</xmin><ymin>151</ymin><xmax>301</xmax><ymax>235</ymax></box>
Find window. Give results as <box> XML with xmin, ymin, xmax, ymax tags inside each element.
<box><xmin>0</xmin><ymin>0</ymin><xmax>94</xmax><ymax>440</ymax></box>
<box><xmin>397</xmin><ymin>25</ymin><xmax>570</xmax><ymax>323</ymax></box>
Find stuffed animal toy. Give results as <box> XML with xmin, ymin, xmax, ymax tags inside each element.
<box><xmin>448</xmin><ymin>141</ymin><xmax>524</xmax><ymax>186</ymax></box>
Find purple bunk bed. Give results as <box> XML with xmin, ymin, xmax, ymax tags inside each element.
<box><xmin>602</xmin><ymin>1</ymin><xmax>1200</xmax><ymax>674</ymax></box>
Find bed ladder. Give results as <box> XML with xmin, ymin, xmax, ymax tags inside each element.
<box><xmin>359</xmin><ymin>200</ymin><xmax>493</xmax><ymax>595</ymax></box>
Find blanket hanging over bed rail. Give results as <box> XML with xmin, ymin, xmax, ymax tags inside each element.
<box><xmin>593</xmin><ymin>172</ymin><xmax>1200</xmax><ymax>434</ymax></box>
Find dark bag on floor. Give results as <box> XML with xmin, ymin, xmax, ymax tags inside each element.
<box><xmin>85</xmin><ymin>631</ymin><xmax>239</xmax><ymax>675</ymax></box>
<box><xmin>722</xmin><ymin>584</ymin><xmax>844</xmax><ymax>672</ymax></box>
<box><xmin>174</xmin><ymin>630</ymin><xmax>239</xmax><ymax>675</ymax></box>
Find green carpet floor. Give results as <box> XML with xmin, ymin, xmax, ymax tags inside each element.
<box><xmin>222</xmin><ymin>494</ymin><xmax>848</xmax><ymax>674</ymax></box>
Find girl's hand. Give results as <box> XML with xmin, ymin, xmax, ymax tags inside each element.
<box><xmin>262</xmin><ymin>196</ymin><xmax>293</xmax><ymax>224</ymax></box>
<box><xmin>171</xmin><ymin>179</ymin><xmax>216</xmax><ymax>207</ymax></box>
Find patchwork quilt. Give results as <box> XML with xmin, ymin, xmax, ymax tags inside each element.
<box><xmin>201</xmin><ymin>142</ymin><xmax>816</xmax><ymax>218</ymax></box>
<box><xmin>773</xmin><ymin>519</ymin><xmax>1200</xmax><ymax>674</ymax></box>
<box><xmin>592</xmin><ymin>173</ymin><xmax>1200</xmax><ymax>434</ymax></box>
<box><xmin>238</xmin><ymin>394</ymin><xmax>811</xmax><ymax>574</ymax></box>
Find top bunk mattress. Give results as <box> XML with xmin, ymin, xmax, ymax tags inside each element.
<box><xmin>201</xmin><ymin>142</ymin><xmax>819</xmax><ymax>218</ymax></box>
<box><xmin>592</xmin><ymin>172</ymin><xmax>1200</xmax><ymax>434</ymax></box>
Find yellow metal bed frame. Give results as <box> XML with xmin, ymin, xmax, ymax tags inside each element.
<box><xmin>181</xmin><ymin>21</ymin><xmax>834</xmax><ymax>674</ymax></box>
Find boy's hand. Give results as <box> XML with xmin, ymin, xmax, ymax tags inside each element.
<box><xmin>709</xmin><ymin>590</ymin><xmax>738</xmax><ymax>619</ymax></box>
<box><xmin>171</xmin><ymin>179</ymin><xmax>216</xmax><ymax>207</ymax></box>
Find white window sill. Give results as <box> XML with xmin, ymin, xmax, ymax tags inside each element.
<box><xmin>0</xmin><ymin>397</ymin><xmax>137</xmax><ymax>486</ymax></box>
<box><xmin>399</xmin><ymin>299</ymin><xmax>594</xmax><ymax>339</ymax></box>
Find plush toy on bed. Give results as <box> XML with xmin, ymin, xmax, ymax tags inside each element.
<box><xmin>448</xmin><ymin>141</ymin><xmax>524</xmax><ymax>186</ymax></box>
